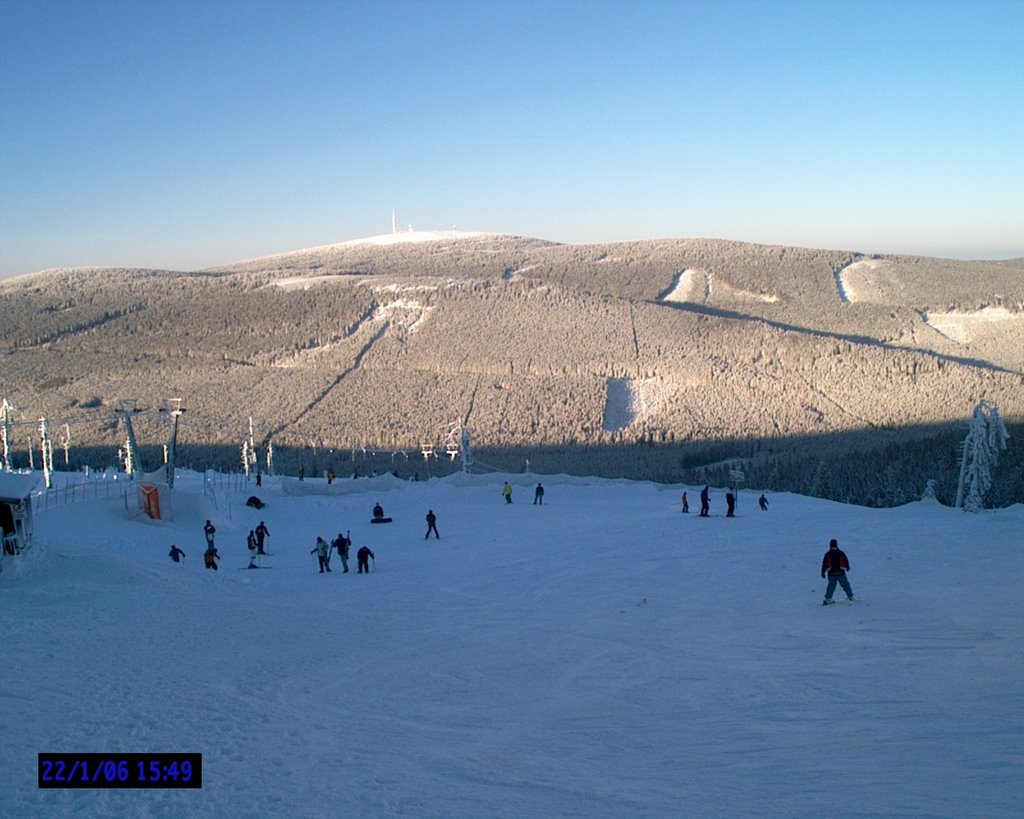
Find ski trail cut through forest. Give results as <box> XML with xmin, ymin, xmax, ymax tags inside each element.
<box><xmin>652</xmin><ymin>299</ymin><xmax>1023</xmax><ymax>377</ymax></box>
<box><xmin>262</xmin><ymin>323</ymin><xmax>388</xmax><ymax>444</ymax></box>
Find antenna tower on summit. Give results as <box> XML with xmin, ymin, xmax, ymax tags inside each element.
<box><xmin>391</xmin><ymin>208</ymin><xmax>397</xmax><ymax>235</ymax></box>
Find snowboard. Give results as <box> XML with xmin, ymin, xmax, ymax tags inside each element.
<box><xmin>370</xmin><ymin>517</ymin><xmax>393</xmax><ymax>524</ymax></box>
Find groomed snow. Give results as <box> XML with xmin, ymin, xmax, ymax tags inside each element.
<box><xmin>923</xmin><ymin>306</ymin><xmax>1024</xmax><ymax>345</ymax></box>
<box><xmin>2</xmin><ymin>470</ymin><xmax>1022</xmax><ymax>817</ymax></box>
<box><xmin>341</xmin><ymin>230</ymin><xmax>497</xmax><ymax>247</ymax></box>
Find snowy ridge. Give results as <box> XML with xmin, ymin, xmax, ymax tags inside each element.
<box><xmin>3</xmin><ymin>469</ymin><xmax>1022</xmax><ymax>817</ymax></box>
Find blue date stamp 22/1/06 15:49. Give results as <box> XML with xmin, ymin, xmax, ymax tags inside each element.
<box><xmin>38</xmin><ymin>753</ymin><xmax>202</xmax><ymax>789</ymax></box>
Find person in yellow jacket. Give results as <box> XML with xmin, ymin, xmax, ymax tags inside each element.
<box><xmin>502</xmin><ymin>482</ymin><xmax>513</xmax><ymax>504</ymax></box>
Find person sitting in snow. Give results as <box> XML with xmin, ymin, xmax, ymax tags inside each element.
<box><xmin>311</xmin><ymin>536</ymin><xmax>331</xmax><ymax>573</ymax></box>
<box><xmin>168</xmin><ymin>544</ymin><xmax>186</xmax><ymax>563</ymax></box>
<box><xmin>373</xmin><ymin>502</ymin><xmax>385</xmax><ymax>521</ymax></box>
<box><xmin>821</xmin><ymin>538</ymin><xmax>854</xmax><ymax>605</ymax></box>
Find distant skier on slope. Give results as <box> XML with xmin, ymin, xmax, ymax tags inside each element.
<box><xmin>255</xmin><ymin>521</ymin><xmax>270</xmax><ymax>554</ymax></box>
<box><xmin>759</xmin><ymin>494</ymin><xmax>769</xmax><ymax>511</ymax></box>
<box><xmin>312</xmin><ymin>536</ymin><xmax>331</xmax><ymax>573</ymax></box>
<box><xmin>168</xmin><ymin>544</ymin><xmax>186</xmax><ymax>563</ymax></box>
<box><xmin>726</xmin><ymin>488</ymin><xmax>736</xmax><ymax>517</ymax></box>
<box><xmin>425</xmin><ymin>509</ymin><xmax>440</xmax><ymax>539</ymax></box>
<box><xmin>204</xmin><ymin>520</ymin><xmax>216</xmax><ymax>546</ymax></box>
<box><xmin>357</xmin><ymin>545</ymin><xmax>375</xmax><ymax>574</ymax></box>
<box><xmin>502</xmin><ymin>482</ymin><xmax>513</xmax><ymax>504</ymax></box>
<box><xmin>821</xmin><ymin>538</ymin><xmax>854</xmax><ymax>605</ymax></box>
<box><xmin>681</xmin><ymin>492</ymin><xmax>689</xmax><ymax>513</ymax></box>
<box><xmin>247</xmin><ymin>530</ymin><xmax>259</xmax><ymax>568</ymax></box>
<box><xmin>699</xmin><ymin>486</ymin><xmax>710</xmax><ymax>517</ymax></box>
<box><xmin>203</xmin><ymin>544</ymin><xmax>220</xmax><ymax>571</ymax></box>
<box><xmin>534</xmin><ymin>483</ymin><xmax>545</xmax><ymax>505</ymax></box>
<box><xmin>332</xmin><ymin>532</ymin><xmax>350</xmax><ymax>572</ymax></box>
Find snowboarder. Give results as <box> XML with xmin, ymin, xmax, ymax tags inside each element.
<box><xmin>726</xmin><ymin>488</ymin><xmax>736</xmax><ymax>517</ymax></box>
<box><xmin>425</xmin><ymin>509</ymin><xmax>440</xmax><ymax>539</ymax></box>
<box><xmin>821</xmin><ymin>538</ymin><xmax>854</xmax><ymax>604</ymax></box>
<box><xmin>681</xmin><ymin>492</ymin><xmax>689</xmax><ymax>513</ymax></box>
<box><xmin>298</xmin><ymin>466</ymin><xmax>305</xmax><ymax>482</ymax></box>
<box><xmin>168</xmin><ymin>544</ymin><xmax>186</xmax><ymax>563</ymax></box>
<box><xmin>203</xmin><ymin>544</ymin><xmax>220</xmax><ymax>571</ymax></box>
<box><xmin>699</xmin><ymin>486</ymin><xmax>710</xmax><ymax>517</ymax></box>
<box><xmin>759</xmin><ymin>494</ymin><xmax>769</xmax><ymax>511</ymax></box>
<box><xmin>256</xmin><ymin>471</ymin><xmax>262</xmax><ymax>487</ymax></box>
<box><xmin>204</xmin><ymin>519</ymin><xmax>216</xmax><ymax>546</ymax></box>
<box><xmin>332</xmin><ymin>532</ymin><xmax>350</xmax><ymax>572</ymax></box>
<box><xmin>373</xmin><ymin>502</ymin><xmax>385</xmax><ymax>521</ymax></box>
<box><xmin>534</xmin><ymin>483</ymin><xmax>544</xmax><ymax>505</ymax></box>
<box><xmin>502</xmin><ymin>482</ymin><xmax>513</xmax><ymax>504</ymax></box>
<box><xmin>311</xmin><ymin>536</ymin><xmax>331</xmax><ymax>573</ymax></box>
<box><xmin>247</xmin><ymin>530</ymin><xmax>259</xmax><ymax>568</ymax></box>
<box><xmin>327</xmin><ymin>469</ymin><xmax>335</xmax><ymax>485</ymax></box>
<box><xmin>255</xmin><ymin>521</ymin><xmax>270</xmax><ymax>554</ymax></box>
<box><xmin>357</xmin><ymin>545</ymin><xmax>375</xmax><ymax>574</ymax></box>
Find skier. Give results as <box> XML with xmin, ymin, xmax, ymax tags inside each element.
<box><xmin>821</xmin><ymin>538</ymin><xmax>855</xmax><ymax>605</ymax></box>
<box><xmin>203</xmin><ymin>544</ymin><xmax>220</xmax><ymax>571</ymax></box>
<box><xmin>699</xmin><ymin>486</ymin><xmax>710</xmax><ymax>517</ymax></box>
<box><xmin>204</xmin><ymin>520</ymin><xmax>216</xmax><ymax>546</ymax></box>
<box><xmin>168</xmin><ymin>544</ymin><xmax>186</xmax><ymax>563</ymax></box>
<box><xmin>332</xmin><ymin>532</ymin><xmax>350</xmax><ymax>572</ymax></box>
<box><xmin>298</xmin><ymin>466</ymin><xmax>305</xmax><ymax>481</ymax></box>
<box><xmin>502</xmin><ymin>482</ymin><xmax>513</xmax><ymax>504</ymax></box>
<box><xmin>357</xmin><ymin>545</ymin><xmax>375</xmax><ymax>574</ymax></box>
<box><xmin>425</xmin><ymin>509</ymin><xmax>440</xmax><ymax>539</ymax></box>
<box><xmin>726</xmin><ymin>488</ymin><xmax>736</xmax><ymax>517</ymax></box>
<box><xmin>247</xmin><ymin>530</ymin><xmax>259</xmax><ymax>568</ymax></box>
<box><xmin>534</xmin><ymin>483</ymin><xmax>544</xmax><ymax>505</ymax></box>
<box><xmin>256</xmin><ymin>471</ymin><xmax>262</xmax><ymax>487</ymax></box>
<box><xmin>681</xmin><ymin>492</ymin><xmax>689</xmax><ymax>513</ymax></box>
<box><xmin>311</xmin><ymin>536</ymin><xmax>331</xmax><ymax>573</ymax></box>
<box><xmin>255</xmin><ymin>521</ymin><xmax>270</xmax><ymax>554</ymax></box>
<box><xmin>759</xmin><ymin>494</ymin><xmax>769</xmax><ymax>512</ymax></box>
<box><xmin>373</xmin><ymin>502</ymin><xmax>385</xmax><ymax>521</ymax></box>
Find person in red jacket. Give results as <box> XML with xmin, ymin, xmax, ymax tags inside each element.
<box><xmin>821</xmin><ymin>538</ymin><xmax>854</xmax><ymax>604</ymax></box>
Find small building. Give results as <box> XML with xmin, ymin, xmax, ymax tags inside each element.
<box><xmin>0</xmin><ymin>472</ymin><xmax>38</xmax><ymax>556</ymax></box>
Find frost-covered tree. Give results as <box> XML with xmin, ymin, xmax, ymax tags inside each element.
<box><xmin>955</xmin><ymin>400</ymin><xmax>1009</xmax><ymax>511</ymax></box>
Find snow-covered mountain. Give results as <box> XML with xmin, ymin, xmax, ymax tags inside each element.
<box><xmin>2</xmin><ymin>468</ymin><xmax>1022</xmax><ymax>817</ymax></box>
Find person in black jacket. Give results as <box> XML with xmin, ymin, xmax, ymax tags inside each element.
<box><xmin>332</xmin><ymin>532</ymin><xmax>350</xmax><ymax>572</ymax></box>
<box><xmin>357</xmin><ymin>545</ymin><xmax>375</xmax><ymax>573</ymax></box>
<box><xmin>169</xmin><ymin>544</ymin><xmax>186</xmax><ymax>563</ymax></box>
<box><xmin>821</xmin><ymin>538</ymin><xmax>854</xmax><ymax>604</ymax></box>
<box><xmin>204</xmin><ymin>520</ymin><xmax>216</xmax><ymax>546</ymax></box>
<box><xmin>699</xmin><ymin>486</ymin><xmax>710</xmax><ymax>517</ymax></box>
<box><xmin>255</xmin><ymin>521</ymin><xmax>270</xmax><ymax>554</ymax></box>
<box><xmin>425</xmin><ymin>510</ymin><xmax>440</xmax><ymax>539</ymax></box>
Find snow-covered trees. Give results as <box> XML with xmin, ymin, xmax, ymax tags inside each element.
<box><xmin>956</xmin><ymin>399</ymin><xmax>1009</xmax><ymax>510</ymax></box>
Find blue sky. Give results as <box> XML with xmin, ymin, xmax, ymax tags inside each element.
<box><xmin>2</xmin><ymin>0</ymin><xmax>1022</xmax><ymax>278</ymax></box>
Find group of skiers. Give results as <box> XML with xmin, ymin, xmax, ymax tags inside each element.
<box><xmin>680</xmin><ymin>487</ymin><xmax>770</xmax><ymax>516</ymax></box>
<box><xmin>501</xmin><ymin>482</ymin><xmax>545</xmax><ymax>504</ymax></box>
<box><xmin>309</xmin><ymin>533</ymin><xmax>375</xmax><ymax>574</ymax></box>
<box><xmin>178</xmin><ymin>488</ymin><xmax>855</xmax><ymax>607</ymax></box>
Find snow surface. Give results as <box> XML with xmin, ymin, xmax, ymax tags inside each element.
<box><xmin>341</xmin><ymin>230</ymin><xmax>496</xmax><ymax>247</ymax></box>
<box><xmin>923</xmin><ymin>306</ymin><xmax>1024</xmax><ymax>345</ymax></box>
<box><xmin>2</xmin><ymin>469</ymin><xmax>1023</xmax><ymax>818</ymax></box>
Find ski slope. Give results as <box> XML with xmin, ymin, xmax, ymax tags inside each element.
<box><xmin>2</xmin><ymin>470</ymin><xmax>1022</xmax><ymax>818</ymax></box>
